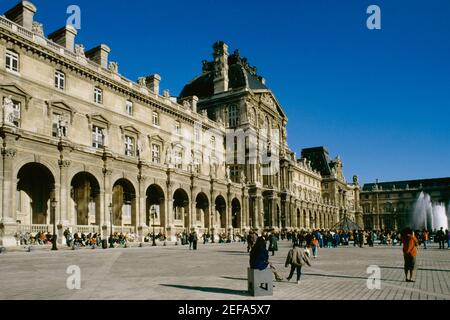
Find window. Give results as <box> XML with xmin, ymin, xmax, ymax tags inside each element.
<box><xmin>151</xmin><ymin>144</ymin><xmax>160</xmax><ymax>164</ymax></box>
<box><xmin>55</xmin><ymin>71</ymin><xmax>65</xmax><ymax>90</ymax></box>
<box><xmin>5</xmin><ymin>50</ymin><xmax>19</xmax><ymax>73</ymax></box>
<box><xmin>229</xmin><ymin>105</ymin><xmax>240</xmax><ymax>127</ymax></box>
<box><xmin>194</xmin><ymin>127</ymin><xmax>200</xmax><ymax>142</ymax></box>
<box><xmin>174</xmin><ymin>150</ymin><xmax>183</xmax><ymax>169</ymax></box>
<box><xmin>230</xmin><ymin>165</ymin><xmax>239</xmax><ymax>183</ymax></box>
<box><xmin>94</xmin><ymin>87</ymin><xmax>103</xmax><ymax>104</ymax></box>
<box><xmin>92</xmin><ymin>125</ymin><xmax>104</xmax><ymax>149</ymax></box>
<box><xmin>126</xmin><ymin>101</ymin><xmax>133</xmax><ymax>116</ymax></box>
<box><xmin>125</xmin><ymin>135</ymin><xmax>135</xmax><ymax>157</ymax></box>
<box><xmin>175</xmin><ymin>121</ymin><xmax>181</xmax><ymax>135</ymax></box>
<box><xmin>52</xmin><ymin>113</ymin><xmax>68</xmax><ymax>138</ymax></box>
<box><xmin>152</xmin><ymin>112</ymin><xmax>159</xmax><ymax>126</ymax></box>
<box><xmin>193</xmin><ymin>157</ymin><xmax>201</xmax><ymax>173</ymax></box>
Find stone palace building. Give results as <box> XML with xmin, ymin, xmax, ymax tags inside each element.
<box><xmin>0</xmin><ymin>1</ymin><xmax>362</xmax><ymax>246</ymax></box>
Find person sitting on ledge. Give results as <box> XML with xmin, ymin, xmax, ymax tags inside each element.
<box><xmin>249</xmin><ymin>236</ymin><xmax>283</xmax><ymax>282</ymax></box>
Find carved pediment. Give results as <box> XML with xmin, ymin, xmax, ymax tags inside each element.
<box><xmin>45</xmin><ymin>100</ymin><xmax>75</xmax><ymax>124</ymax></box>
<box><xmin>0</xmin><ymin>83</ymin><xmax>32</xmax><ymax>109</ymax></box>
<box><xmin>120</xmin><ymin>125</ymin><xmax>140</xmax><ymax>135</ymax></box>
<box><xmin>149</xmin><ymin>134</ymin><xmax>165</xmax><ymax>144</ymax></box>
<box><xmin>86</xmin><ymin>113</ymin><xmax>110</xmax><ymax>129</ymax></box>
<box><xmin>257</xmin><ymin>91</ymin><xmax>287</xmax><ymax>120</ymax></box>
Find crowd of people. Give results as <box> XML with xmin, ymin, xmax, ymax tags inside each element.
<box><xmin>14</xmin><ymin>231</ymin><xmax>55</xmax><ymax>245</ymax></box>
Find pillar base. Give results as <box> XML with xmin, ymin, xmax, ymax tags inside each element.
<box><xmin>0</xmin><ymin>219</ymin><xmax>18</xmax><ymax>247</ymax></box>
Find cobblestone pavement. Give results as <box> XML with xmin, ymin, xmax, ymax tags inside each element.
<box><xmin>0</xmin><ymin>241</ymin><xmax>449</xmax><ymax>300</ymax></box>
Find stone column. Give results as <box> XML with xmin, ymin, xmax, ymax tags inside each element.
<box><xmin>0</xmin><ymin>146</ymin><xmax>17</xmax><ymax>246</ymax></box>
<box><xmin>137</xmin><ymin>175</ymin><xmax>147</xmax><ymax>242</ymax></box>
<box><xmin>57</xmin><ymin>160</ymin><xmax>71</xmax><ymax>244</ymax></box>
<box><xmin>102</xmin><ymin>168</ymin><xmax>112</xmax><ymax>238</ymax></box>
<box><xmin>258</xmin><ymin>195</ymin><xmax>264</xmax><ymax>230</ymax></box>
<box><xmin>226</xmin><ymin>188</ymin><xmax>232</xmax><ymax>237</ymax></box>
<box><xmin>166</xmin><ymin>180</ymin><xmax>175</xmax><ymax>241</ymax></box>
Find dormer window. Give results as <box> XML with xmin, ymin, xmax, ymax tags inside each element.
<box><xmin>228</xmin><ymin>105</ymin><xmax>239</xmax><ymax>127</ymax></box>
<box><xmin>5</xmin><ymin>50</ymin><xmax>19</xmax><ymax>73</ymax></box>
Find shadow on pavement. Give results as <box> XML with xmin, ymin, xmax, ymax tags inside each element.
<box><xmin>216</xmin><ymin>251</ymin><xmax>248</xmax><ymax>255</ymax></box>
<box><xmin>221</xmin><ymin>276</ymin><xmax>247</xmax><ymax>281</ymax></box>
<box><xmin>304</xmin><ymin>272</ymin><xmax>405</xmax><ymax>283</ymax></box>
<box><xmin>379</xmin><ymin>266</ymin><xmax>450</xmax><ymax>272</ymax></box>
<box><xmin>159</xmin><ymin>284</ymin><xmax>249</xmax><ymax>296</ymax></box>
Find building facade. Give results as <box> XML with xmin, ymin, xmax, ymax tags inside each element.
<box><xmin>361</xmin><ymin>178</ymin><xmax>450</xmax><ymax>231</ymax></box>
<box><xmin>0</xmin><ymin>1</ymin><xmax>361</xmax><ymax>246</ymax></box>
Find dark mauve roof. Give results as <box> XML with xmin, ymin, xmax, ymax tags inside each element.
<box><xmin>301</xmin><ymin>147</ymin><xmax>332</xmax><ymax>176</ymax></box>
<box><xmin>362</xmin><ymin>177</ymin><xmax>450</xmax><ymax>192</ymax></box>
<box><xmin>180</xmin><ymin>60</ymin><xmax>268</xmax><ymax>99</ymax></box>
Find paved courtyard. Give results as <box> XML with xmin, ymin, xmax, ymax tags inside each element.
<box><xmin>0</xmin><ymin>240</ymin><xmax>449</xmax><ymax>300</ymax></box>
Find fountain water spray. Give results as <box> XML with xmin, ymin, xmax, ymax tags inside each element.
<box><xmin>411</xmin><ymin>192</ymin><xmax>448</xmax><ymax>231</ymax></box>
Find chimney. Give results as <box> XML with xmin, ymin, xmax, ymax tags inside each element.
<box><xmin>5</xmin><ymin>1</ymin><xmax>37</xmax><ymax>30</ymax></box>
<box><xmin>85</xmin><ymin>44</ymin><xmax>111</xmax><ymax>69</ymax></box>
<box><xmin>48</xmin><ymin>25</ymin><xmax>78</xmax><ymax>51</ymax></box>
<box><xmin>212</xmin><ymin>41</ymin><xmax>229</xmax><ymax>94</ymax></box>
<box><xmin>179</xmin><ymin>96</ymin><xmax>199</xmax><ymax>113</ymax></box>
<box><xmin>146</xmin><ymin>74</ymin><xmax>161</xmax><ymax>95</ymax></box>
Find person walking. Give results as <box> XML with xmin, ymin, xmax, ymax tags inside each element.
<box><xmin>402</xmin><ymin>227</ymin><xmax>419</xmax><ymax>282</ymax></box>
<box><xmin>285</xmin><ymin>243</ymin><xmax>311</xmax><ymax>284</ymax></box>
<box><xmin>436</xmin><ymin>227</ymin><xmax>445</xmax><ymax>249</ymax></box>
<box><xmin>311</xmin><ymin>236</ymin><xmax>319</xmax><ymax>258</ymax></box>
<box><xmin>422</xmin><ymin>229</ymin><xmax>429</xmax><ymax>250</ymax></box>
<box><xmin>188</xmin><ymin>232</ymin><xmax>194</xmax><ymax>250</ymax></box>
<box><xmin>192</xmin><ymin>231</ymin><xmax>198</xmax><ymax>250</ymax></box>
<box><xmin>268</xmin><ymin>232</ymin><xmax>278</xmax><ymax>256</ymax></box>
<box><xmin>446</xmin><ymin>229</ymin><xmax>450</xmax><ymax>249</ymax></box>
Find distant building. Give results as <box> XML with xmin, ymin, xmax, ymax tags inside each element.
<box><xmin>361</xmin><ymin>178</ymin><xmax>450</xmax><ymax>231</ymax></box>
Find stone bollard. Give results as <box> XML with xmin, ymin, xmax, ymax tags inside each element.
<box><xmin>247</xmin><ymin>268</ymin><xmax>273</xmax><ymax>297</ymax></box>
<box><xmin>139</xmin><ymin>242</ymin><xmax>143</xmax><ymax>248</ymax></box>
<box><xmin>26</xmin><ymin>246</ymin><xmax>32</xmax><ymax>252</ymax></box>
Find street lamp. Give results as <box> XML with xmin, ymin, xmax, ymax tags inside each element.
<box><xmin>51</xmin><ymin>198</ymin><xmax>58</xmax><ymax>251</ymax></box>
<box><xmin>109</xmin><ymin>203</ymin><xmax>114</xmax><ymax>248</ymax></box>
<box><xmin>151</xmin><ymin>206</ymin><xmax>157</xmax><ymax>246</ymax></box>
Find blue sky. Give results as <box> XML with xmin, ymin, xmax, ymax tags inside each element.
<box><xmin>2</xmin><ymin>0</ymin><xmax>449</xmax><ymax>184</ymax></box>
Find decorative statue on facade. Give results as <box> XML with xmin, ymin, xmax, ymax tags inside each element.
<box><xmin>74</xmin><ymin>44</ymin><xmax>85</xmax><ymax>57</ymax></box>
<box><xmin>225</xmin><ymin>166</ymin><xmax>231</xmax><ymax>182</ymax></box>
<box><xmin>101</xmin><ymin>128</ymin><xmax>108</xmax><ymax>148</ymax></box>
<box><xmin>240</xmin><ymin>170</ymin><xmax>246</xmax><ymax>185</ymax></box>
<box><xmin>165</xmin><ymin>146</ymin><xmax>172</xmax><ymax>166</ymax></box>
<box><xmin>32</xmin><ymin>22</ymin><xmax>44</xmax><ymax>37</ymax></box>
<box><xmin>108</xmin><ymin>61</ymin><xmax>119</xmax><ymax>74</ymax></box>
<box><xmin>57</xmin><ymin>114</ymin><xmax>68</xmax><ymax>138</ymax></box>
<box><xmin>138</xmin><ymin>77</ymin><xmax>146</xmax><ymax>87</ymax></box>
<box><xmin>2</xmin><ymin>95</ymin><xmax>15</xmax><ymax>126</ymax></box>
